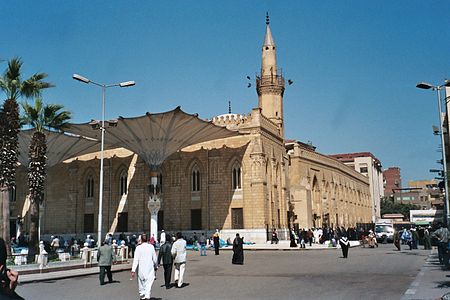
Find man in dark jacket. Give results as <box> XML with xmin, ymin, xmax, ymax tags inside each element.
<box><xmin>158</xmin><ymin>234</ymin><xmax>173</xmax><ymax>289</ymax></box>
<box><xmin>97</xmin><ymin>240</ymin><xmax>115</xmax><ymax>285</ymax></box>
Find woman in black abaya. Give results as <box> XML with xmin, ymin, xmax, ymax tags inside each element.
<box><xmin>232</xmin><ymin>233</ymin><xmax>244</xmax><ymax>265</ymax></box>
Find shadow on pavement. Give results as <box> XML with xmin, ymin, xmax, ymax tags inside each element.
<box><xmin>435</xmin><ymin>281</ymin><xmax>450</xmax><ymax>288</ymax></box>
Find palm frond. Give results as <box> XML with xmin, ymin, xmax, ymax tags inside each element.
<box><xmin>21</xmin><ymin>73</ymin><xmax>54</xmax><ymax>98</ymax></box>
<box><xmin>5</xmin><ymin>58</ymin><xmax>22</xmax><ymax>82</ymax></box>
<box><xmin>21</xmin><ymin>100</ymin><xmax>41</xmax><ymax>131</ymax></box>
<box><xmin>0</xmin><ymin>58</ymin><xmax>22</xmax><ymax>100</ymax></box>
<box><xmin>21</xmin><ymin>98</ymin><xmax>72</xmax><ymax>133</ymax></box>
<box><xmin>48</xmin><ymin>110</ymin><xmax>72</xmax><ymax>131</ymax></box>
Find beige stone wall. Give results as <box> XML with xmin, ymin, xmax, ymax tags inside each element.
<box><xmin>288</xmin><ymin>143</ymin><xmax>373</xmax><ymax>229</ymax></box>
<box><xmin>12</xmin><ymin>121</ymin><xmax>289</xmax><ymax>243</ymax></box>
<box><xmin>12</xmin><ymin>128</ymin><xmax>370</xmax><ymax>240</ymax></box>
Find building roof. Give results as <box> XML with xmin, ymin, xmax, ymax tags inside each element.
<box><xmin>285</xmin><ymin>139</ymin><xmax>316</xmax><ymax>151</ymax></box>
<box><xmin>329</xmin><ymin>152</ymin><xmax>381</xmax><ymax>166</ymax></box>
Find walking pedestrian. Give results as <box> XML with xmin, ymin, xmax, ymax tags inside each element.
<box><xmin>289</xmin><ymin>228</ymin><xmax>297</xmax><ymax>247</ymax></box>
<box><xmin>393</xmin><ymin>230</ymin><xmax>401</xmax><ymax>251</ymax></box>
<box><xmin>157</xmin><ymin>234</ymin><xmax>173</xmax><ymax>289</ymax></box>
<box><xmin>171</xmin><ymin>232</ymin><xmax>187</xmax><ymax>288</ymax></box>
<box><xmin>129</xmin><ymin>234</ymin><xmax>137</xmax><ymax>258</ymax></box>
<box><xmin>160</xmin><ymin>229</ymin><xmax>166</xmax><ymax>245</ymax></box>
<box><xmin>97</xmin><ymin>240</ymin><xmax>115</xmax><ymax>285</ymax></box>
<box><xmin>432</xmin><ymin>223</ymin><xmax>450</xmax><ymax>268</ymax></box>
<box><xmin>213</xmin><ymin>229</ymin><xmax>220</xmax><ymax>255</ymax></box>
<box><xmin>339</xmin><ymin>235</ymin><xmax>350</xmax><ymax>258</ymax></box>
<box><xmin>300</xmin><ymin>228</ymin><xmax>307</xmax><ymax>248</ymax></box>
<box><xmin>402</xmin><ymin>229</ymin><xmax>413</xmax><ymax>250</ymax></box>
<box><xmin>423</xmin><ymin>227</ymin><xmax>432</xmax><ymax>250</ymax></box>
<box><xmin>411</xmin><ymin>228</ymin><xmax>419</xmax><ymax>249</ymax></box>
<box><xmin>105</xmin><ymin>233</ymin><xmax>113</xmax><ymax>245</ymax></box>
<box><xmin>307</xmin><ymin>228</ymin><xmax>313</xmax><ymax>246</ymax></box>
<box><xmin>199</xmin><ymin>233</ymin><xmax>207</xmax><ymax>256</ymax></box>
<box><xmin>149</xmin><ymin>234</ymin><xmax>156</xmax><ymax>246</ymax></box>
<box><xmin>232</xmin><ymin>233</ymin><xmax>244</xmax><ymax>265</ymax></box>
<box><xmin>131</xmin><ymin>234</ymin><xmax>158</xmax><ymax>300</ymax></box>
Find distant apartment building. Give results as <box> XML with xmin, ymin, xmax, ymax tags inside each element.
<box><xmin>406</xmin><ymin>180</ymin><xmax>443</xmax><ymax>210</ymax></box>
<box><xmin>383</xmin><ymin>167</ymin><xmax>401</xmax><ymax>196</ymax></box>
<box><xmin>392</xmin><ymin>188</ymin><xmax>430</xmax><ymax>210</ymax></box>
<box><xmin>329</xmin><ymin>152</ymin><xmax>384</xmax><ymax>222</ymax></box>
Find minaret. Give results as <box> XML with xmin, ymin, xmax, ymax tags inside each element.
<box><xmin>256</xmin><ymin>13</ymin><xmax>285</xmax><ymax>137</ymax></box>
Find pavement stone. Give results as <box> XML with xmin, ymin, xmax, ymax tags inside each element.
<box><xmin>401</xmin><ymin>249</ymin><xmax>450</xmax><ymax>300</ymax></box>
<box><xmin>16</xmin><ymin>240</ymin><xmax>360</xmax><ymax>284</ymax></box>
<box><xmin>18</xmin><ymin>244</ymin><xmax>425</xmax><ymax>300</ymax></box>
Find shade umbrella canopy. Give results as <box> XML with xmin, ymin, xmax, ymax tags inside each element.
<box><xmin>64</xmin><ymin>106</ymin><xmax>238</xmax><ymax>169</ymax></box>
<box><xmin>18</xmin><ymin>129</ymin><xmax>102</xmax><ymax>168</ymax></box>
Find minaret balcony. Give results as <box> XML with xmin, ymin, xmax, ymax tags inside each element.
<box><xmin>256</xmin><ymin>73</ymin><xmax>285</xmax><ymax>89</ymax></box>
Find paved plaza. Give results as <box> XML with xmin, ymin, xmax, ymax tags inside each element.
<box><xmin>17</xmin><ymin>244</ymin><xmax>444</xmax><ymax>300</ymax></box>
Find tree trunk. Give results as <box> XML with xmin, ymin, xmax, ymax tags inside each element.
<box><xmin>28</xmin><ymin>131</ymin><xmax>47</xmax><ymax>257</ymax></box>
<box><xmin>2</xmin><ymin>187</ymin><xmax>10</xmax><ymax>255</ymax></box>
<box><xmin>0</xmin><ymin>98</ymin><xmax>20</xmax><ymax>256</ymax></box>
<box><xmin>0</xmin><ymin>190</ymin><xmax>11</xmax><ymax>258</ymax></box>
<box><xmin>28</xmin><ymin>198</ymin><xmax>39</xmax><ymax>258</ymax></box>
<box><xmin>0</xmin><ymin>187</ymin><xmax>5</xmax><ymax>241</ymax></box>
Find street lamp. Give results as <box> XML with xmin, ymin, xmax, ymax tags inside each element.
<box><xmin>417</xmin><ymin>80</ymin><xmax>450</xmax><ymax>227</ymax></box>
<box><xmin>73</xmin><ymin>73</ymin><xmax>135</xmax><ymax>246</ymax></box>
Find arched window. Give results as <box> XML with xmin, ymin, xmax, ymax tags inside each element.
<box><xmin>232</xmin><ymin>163</ymin><xmax>242</xmax><ymax>190</ymax></box>
<box><xmin>86</xmin><ymin>176</ymin><xmax>94</xmax><ymax>198</ymax></box>
<box><xmin>192</xmin><ymin>165</ymin><xmax>200</xmax><ymax>191</ymax></box>
<box><xmin>119</xmin><ymin>171</ymin><xmax>127</xmax><ymax>196</ymax></box>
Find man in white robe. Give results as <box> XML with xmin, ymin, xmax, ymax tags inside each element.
<box><xmin>171</xmin><ymin>232</ymin><xmax>187</xmax><ymax>288</ymax></box>
<box><xmin>131</xmin><ymin>234</ymin><xmax>158</xmax><ymax>300</ymax></box>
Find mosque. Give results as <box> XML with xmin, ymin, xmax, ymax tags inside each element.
<box><xmin>11</xmin><ymin>16</ymin><xmax>373</xmax><ymax>243</ymax></box>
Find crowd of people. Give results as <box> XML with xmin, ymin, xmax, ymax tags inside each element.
<box><xmin>276</xmin><ymin>226</ymin><xmax>367</xmax><ymax>249</ymax></box>
<box><xmin>6</xmin><ymin>223</ymin><xmax>450</xmax><ymax>299</ymax></box>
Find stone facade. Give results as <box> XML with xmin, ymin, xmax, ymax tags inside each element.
<box><xmin>287</xmin><ymin>142</ymin><xmax>372</xmax><ymax>229</ymax></box>
<box><xmin>329</xmin><ymin>152</ymin><xmax>384</xmax><ymax>222</ymax></box>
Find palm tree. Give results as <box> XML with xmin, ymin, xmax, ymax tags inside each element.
<box><xmin>21</xmin><ymin>98</ymin><xmax>71</xmax><ymax>254</ymax></box>
<box><xmin>0</xmin><ymin>57</ymin><xmax>53</xmax><ymax>252</ymax></box>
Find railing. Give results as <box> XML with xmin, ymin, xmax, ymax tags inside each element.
<box><xmin>256</xmin><ymin>73</ymin><xmax>285</xmax><ymax>87</ymax></box>
<box><xmin>8</xmin><ymin>245</ymin><xmax>130</xmax><ymax>269</ymax></box>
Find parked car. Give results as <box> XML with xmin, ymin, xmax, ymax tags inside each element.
<box><xmin>375</xmin><ymin>223</ymin><xmax>395</xmax><ymax>242</ymax></box>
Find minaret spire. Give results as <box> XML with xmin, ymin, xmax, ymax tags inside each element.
<box><xmin>264</xmin><ymin>13</ymin><xmax>275</xmax><ymax>47</ymax></box>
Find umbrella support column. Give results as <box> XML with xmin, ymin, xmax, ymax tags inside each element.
<box><xmin>147</xmin><ymin>171</ymin><xmax>161</xmax><ymax>243</ymax></box>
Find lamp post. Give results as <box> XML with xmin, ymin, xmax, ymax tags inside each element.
<box><xmin>73</xmin><ymin>74</ymin><xmax>135</xmax><ymax>246</ymax></box>
<box><xmin>417</xmin><ymin>80</ymin><xmax>450</xmax><ymax>227</ymax></box>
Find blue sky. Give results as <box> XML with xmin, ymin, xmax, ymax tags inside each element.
<box><xmin>2</xmin><ymin>1</ymin><xmax>450</xmax><ymax>185</ymax></box>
